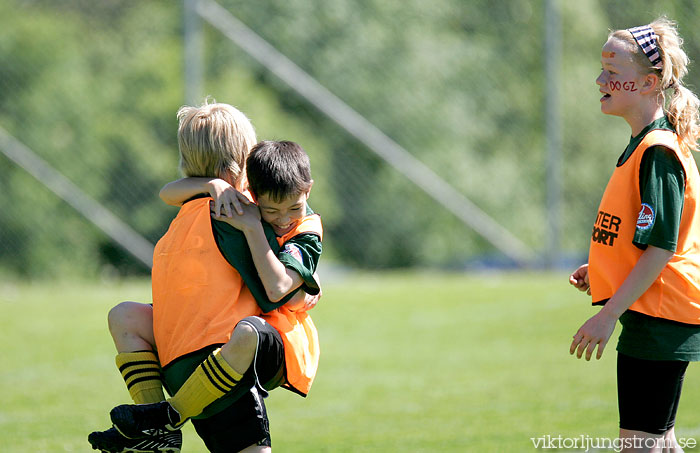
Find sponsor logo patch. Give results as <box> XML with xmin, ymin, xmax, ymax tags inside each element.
<box><xmin>281</xmin><ymin>243</ymin><xmax>303</xmax><ymax>263</ymax></box>
<box><xmin>637</xmin><ymin>203</ymin><xmax>655</xmax><ymax>230</ymax></box>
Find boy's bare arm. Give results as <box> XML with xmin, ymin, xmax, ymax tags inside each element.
<box><xmin>243</xmin><ymin>221</ymin><xmax>304</xmax><ymax>302</ymax></box>
<box><xmin>160</xmin><ymin>177</ymin><xmax>249</xmax><ymax>216</ymax></box>
<box><xmin>160</xmin><ymin>177</ymin><xmax>216</xmax><ymax>206</ymax></box>
<box><xmin>213</xmin><ymin>204</ymin><xmax>304</xmax><ymax>302</ymax></box>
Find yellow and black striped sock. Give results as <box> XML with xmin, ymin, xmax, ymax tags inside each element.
<box><xmin>116</xmin><ymin>351</ymin><xmax>165</xmax><ymax>405</ymax></box>
<box><xmin>167</xmin><ymin>348</ymin><xmax>243</xmax><ymax>422</ymax></box>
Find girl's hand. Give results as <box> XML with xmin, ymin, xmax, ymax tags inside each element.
<box><xmin>569</xmin><ymin>247</ymin><xmax>673</xmax><ymax>362</ymax></box>
<box><xmin>569</xmin><ymin>264</ymin><xmax>591</xmax><ymax>295</ymax></box>
<box><xmin>570</xmin><ymin>310</ymin><xmax>616</xmax><ymax>360</ymax></box>
<box><xmin>207</xmin><ymin>179</ymin><xmax>250</xmax><ymax>218</ymax></box>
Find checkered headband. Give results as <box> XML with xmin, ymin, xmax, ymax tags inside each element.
<box><xmin>628</xmin><ymin>25</ymin><xmax>663</xmax><ymax>69</ymax></box>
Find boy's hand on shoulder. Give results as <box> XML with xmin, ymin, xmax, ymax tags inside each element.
<box><xmin>287</xmin><ymin>290</ymin><xmax>321</xmax><ymax>313</ymax></box>
<box><xmin>287</xmin><ymin>273</ymin><xmax>322</xmax><ymax>312</ymax></box>
<box><xmin>211</xmin><ymin>201</ymin><xmax>261</xmax><ymax>231</ymax></box>
<box><xmin>208</xmin><ymin>179</ymin><xmax>250</xmax><ymax>217</ymax></box>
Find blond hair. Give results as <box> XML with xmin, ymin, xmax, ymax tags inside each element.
<box><xmin>176</xmin><ymin>100</ymin><xmax>257</xmax><ymax>183</ymax></box>
<box><xmin>610</xmin><ymin>17</ymin><xmax>700</xmax><ymax>151</ymax></box>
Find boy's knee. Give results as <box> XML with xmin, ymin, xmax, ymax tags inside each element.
<box><xmin>233</xmin><ymin>321</ymin><xmax>258</xmax><ymax>345</ymax></box>
<box><xmin>108</xmin><ymin>301</ymin><xmax>148</xmax><ymax>333</ymax></box>
<box><xmin>108</xmin><ymin>302</ymin><xmax>130</xmax><ymax>331</ymax></box>
<box><xmin>225</xmin><ymin>319</ymin><xmax>259</xmax><ymax>353</ymax></box>
<box><xmin>220</xmin><ymin>320</ymin><xmax>259</xmax><ymax>370</ymax></box>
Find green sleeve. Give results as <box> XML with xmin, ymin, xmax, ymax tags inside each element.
<box><xmin>277</xmin><ymin>233</ymin><xmax>323</xmax><ymax>295</ymax></box>
<box><xmin>211</xmin><ymin>219</ymin><xmax>299</xmax><ymax>313</ymax></box>
<box><xmin>633</xmin><ymin>146</ymin><xmax>685</xmax><ymax>252</ymax></box>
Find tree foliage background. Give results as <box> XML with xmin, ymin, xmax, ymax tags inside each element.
<box><xmin>1</xmin><ymin>0</ymin><xmax>700</xmax><ymax>278</ymax></box>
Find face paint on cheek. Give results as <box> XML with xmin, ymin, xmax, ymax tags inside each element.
<box><xmin>609</xmin><ymin>81</ymin><xmax>638</xmax><ymax>92</ymax></box>
<box><xmin>602</xmin><ymin>51</ymin><xmax>616</xmax><ymax>58</ymax></box>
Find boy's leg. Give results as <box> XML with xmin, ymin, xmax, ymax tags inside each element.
<box><xmin>110</xmin><ymin>316</ymin><xmax>283</xmax><ymax>438</ymax></box>
<box><xmin>164</xmin><ymin>319</ymin><xmax>256</xmax><ymax>423</ymax></box>
<box><xmin>109</xmin><ymin>301</ymin><xmax>166</xmax><ymax>404</ymax></box>
<box><xmin>167</xmin><ymin>345</ymin><xmax>247</xmax><ymax>422</ymax></box>
<box><xmin>191</xmin><ymin>386</ymin><xmax>273</xmax><ymax>453</ymax></box>
<box><xmin>109</xmin><ymin>301</ymin><xmax>157</xmax><ymax>353</ymax></box>
<box><xmin>88</xmin><ymin>302</ymin><xmax>179</xmax><ymax>452</ymax></box>
<box><xmin>190</xmin><ymin>317</ymin><xmax>284</xmax><ymax>452</ymax></box>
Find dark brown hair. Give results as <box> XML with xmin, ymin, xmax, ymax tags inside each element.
<box><xmin>246</xmin><ymin>140</ymin><xmax>313</xmax><ymax>201</ymax></box>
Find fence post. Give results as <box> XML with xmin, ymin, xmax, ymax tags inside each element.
<box><xmin>184</xmin><ymin>0</ymin><xmax>203</xmax><ymax>105</ymax></box>
<box><xmin>545</xmin><ymin>0</ymin><xmax>562</xmax><ymax>268</ymax></box>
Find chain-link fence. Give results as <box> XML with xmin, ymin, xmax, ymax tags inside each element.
<box><xmin>2</xmin><ymin>0</ymin><xmax>700</xmax><ymax>278</ymax></box>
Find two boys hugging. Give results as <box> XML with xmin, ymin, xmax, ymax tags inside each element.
<box><xmin>89</xmin><ymin>101</ymin><xmax>323</xmax><ymax>453</ymax></box>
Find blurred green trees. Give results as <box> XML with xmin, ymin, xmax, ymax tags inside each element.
<box><xmin>1</xmin><ymin>0</ymin><xmax>699</xmax><ymax>277</ymax></box>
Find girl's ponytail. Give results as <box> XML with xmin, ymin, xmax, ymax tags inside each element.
<box><xmin>652</xmin><ymin>17</ymin><xmax>700</xmax><ymax>151</ymax></box>
<box><xmin>666</xmin><ymin>84</ymin><xmax>700</xmax><ymax>151</ymax></box>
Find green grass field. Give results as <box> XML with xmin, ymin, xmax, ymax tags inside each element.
<box><xmin>2</xmin><ymin>272</ymin><xmax>700</xmax><ymax>452</ymax></box>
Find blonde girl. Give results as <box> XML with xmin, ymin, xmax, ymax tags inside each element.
<box><xmin>569</xmin><ymin>17</ymin><xmax>700</xmax><ymax>452</ymax></box>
